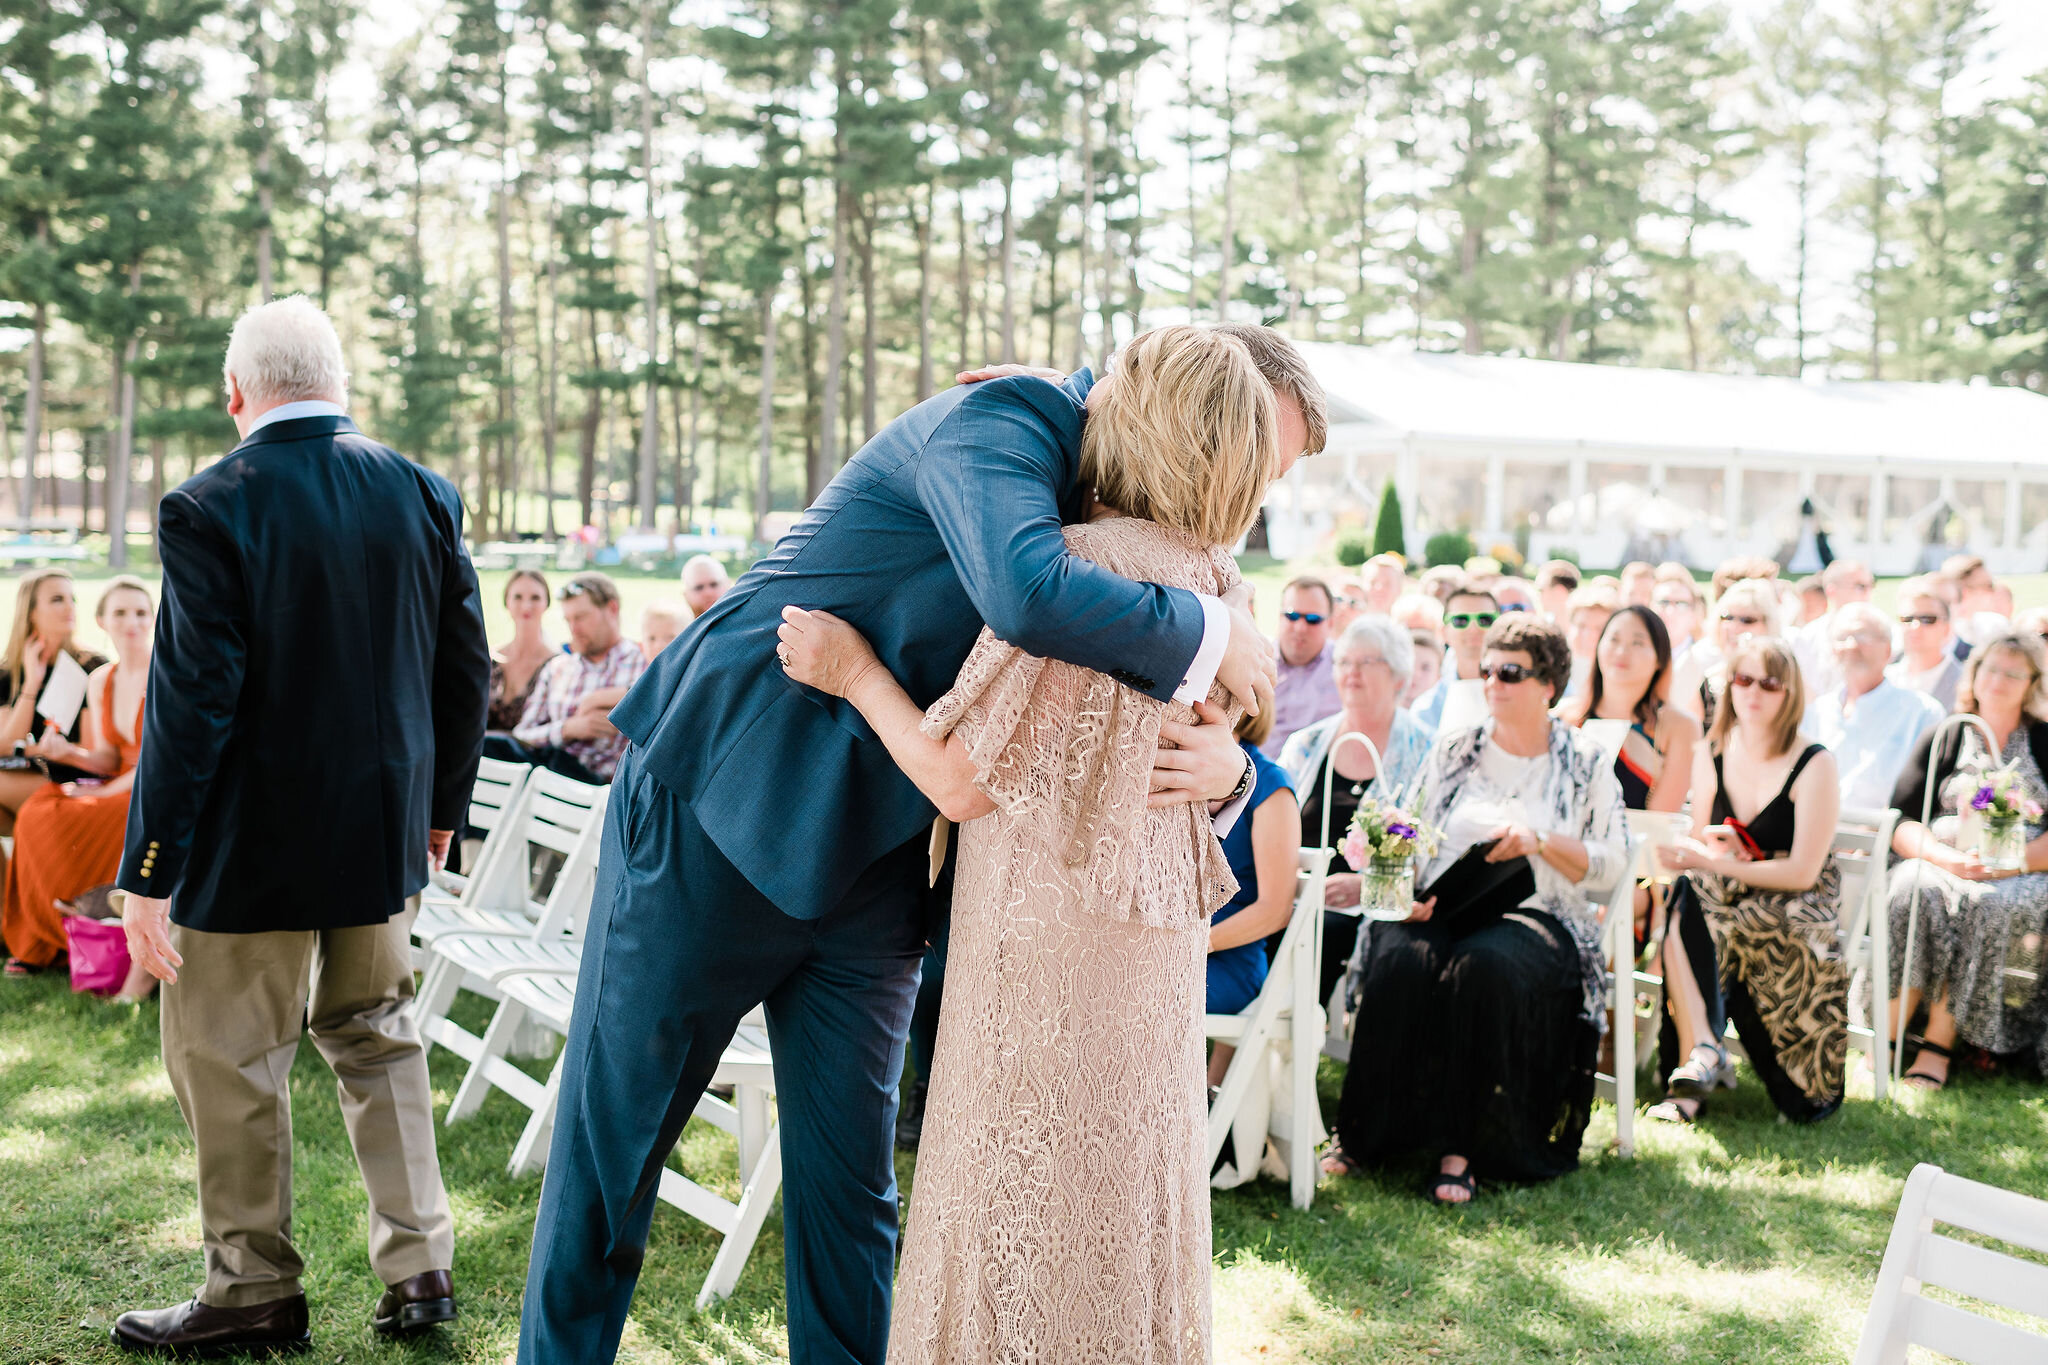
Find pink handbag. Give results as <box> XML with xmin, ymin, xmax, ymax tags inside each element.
<box><xmin>63</xmin><ymin>911</ymin><xmax>131</xmax><ymax>996</ymax></box>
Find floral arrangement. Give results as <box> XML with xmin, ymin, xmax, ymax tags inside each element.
<box><xmin>1342</xmin><ymin>796</ymin><xmax>1442</xmax><ymax>870</ymax></box>
<box><xmin>1972</xmin><ymin>767</ymin><xmax>2043</xmax><ymax>826</ymax></box>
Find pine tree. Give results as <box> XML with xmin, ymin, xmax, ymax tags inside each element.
<box><xmin>1372</xmin><ymin>478</ymin><xmax>1406</xmax><ymax>559</ymax></box>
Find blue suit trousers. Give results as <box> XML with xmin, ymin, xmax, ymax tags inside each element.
<box><xmin>518</xmin><ymin>747</ymin><xmax>929</xmax><ymax>1363</ymax></box>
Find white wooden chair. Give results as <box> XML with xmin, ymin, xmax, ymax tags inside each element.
<box><xmin>1836</xmin><ymin>805</ymin><xmax>1901</xmax><ymax>1102</ymax></box>
<box><xmin>411</xmin><ymin>775</ymin><xmax>609</xmax><ymax>1069</ymax></box>
<box><xmin>1204</xmin><ymin>846</ymin><xmax>1333</xmax><ymax>1209</ymax></box>
<box><xmin>1852</xmin><ymin>1162</ymin><xmax>2048</xmax><ymax>1364</ymax></box>
<box><xmin>472</xmin><ymin>964</ymin><xmax>785</xmax><ymax>1309</ymax></box>
<box><xmin>410</xmin><ymin>758</ymin><xmax>529</xmax><ymax>968</ymax></box>
<box><xmin>414</xmin><ymin>769</ymin><xmax>604</xmax><ymax>954</ymax></box>
<box><xmin>1592</xmin><ymin>815</ymin><xmax>1658</xmax><ymax>1158</ymax></box>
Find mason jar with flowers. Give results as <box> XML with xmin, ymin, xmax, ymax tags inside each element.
<box><xmin>1971</xmin><ymin>767</ymin><xmax>2043</xmax><ymax>873</ymax></box>
<box><xmin>1342</xmin><ymin>796</ymin><xmax>1443</xmax><ymax>921</ymax></box>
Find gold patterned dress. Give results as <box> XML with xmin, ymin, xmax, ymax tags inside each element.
<box><xmin>887</xmin><ymin>515</ymin><xmax>1242</xmax><ymax>1365</ymax></box>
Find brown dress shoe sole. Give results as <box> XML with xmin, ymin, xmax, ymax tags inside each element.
<box><xmin>373</xmin><ymin>1294</ymin><xmax>458</xmax><ymax>1335</ymax></box>
<box><xmin>109</xmin><ymin>1324</ymin><xmax>311</xmax><ymax>1359</ymax></box>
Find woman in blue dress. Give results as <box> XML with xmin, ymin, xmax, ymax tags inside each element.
<box><xmin>1206</xmin><ymin>706</ymin><xmax>1302</xmax><ymax>1085</ymax></box>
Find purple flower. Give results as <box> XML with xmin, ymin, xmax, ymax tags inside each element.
<box><xmin>1973</xmin><ymin>787</ymin><xmax>1995</xmax><ymax>810</ymax></box>
<box><xmin>1387</xmin><ymin>822</ymin><xmax>1417</xmax><ymax>840</ymax></box>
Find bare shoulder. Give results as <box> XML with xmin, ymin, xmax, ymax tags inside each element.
<box><xmin>1658</xmin><ymin>705</ymin><xmax>1702</xmax><ymax>748</ymax></box>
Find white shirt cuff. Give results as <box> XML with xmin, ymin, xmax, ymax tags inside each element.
<box><xmin>1211</xmin><ymin>779</ymin><xmax>1254</xmax><ymax>839</ymax></box>
<box><xmin>1174</xmin><ymin>594</ymin><xmax>1231</xmax><ymax>706</ymax></box>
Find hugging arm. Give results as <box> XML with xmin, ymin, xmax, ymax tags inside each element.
<box><xmin>778</xmin><ymin>608</ymin><xmax>994</xmax><ymax>823</ymax></box>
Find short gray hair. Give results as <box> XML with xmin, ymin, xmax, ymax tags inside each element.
<box><xmin>223</xmin><ymin>295</ymin><xmax>349</xmax><ymax>406</ymax></box>
<box><xmin>1335</xmin><ymin>614</ymin><xmax>1414</xmax><ymax>689</ymax></box>
<box><xmin>1830</xmin><ymin>601</ymin><xmax>1893</xmax><ymax>642</ymax></box>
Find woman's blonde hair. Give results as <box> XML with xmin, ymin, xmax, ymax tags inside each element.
<box><xmin>1956</xmin><ymin>632</ymin><xmax>2048</xmax><ymax>723</ymax></box>
<box><xmin>1234</xmin><ymin>704</ymin><xmax>1274</xmax><ymax>749</ymax></box>
<box><xmin>94</xmin><ymin>575</ymin><xmax>155</xmax><ymax>623</ymax></box>
<box><xmin>1712</xmin><ymin>576</ymin><xmax>1780</xmax><ymax>641</ymax></box>
<box><xmin>1</xmin><ymin>569</ymin><xmax>78</xmax><ymax>694</ymax></box>
<box><xmin>1081</xmin><ymin>325</ymin><xmax>1278</xmax><ymax>548</ymax></box>
<box><xmin>1707</xmin><ymin>636</ymin><xmax>1805</xmax><ymax>758</ymax></box>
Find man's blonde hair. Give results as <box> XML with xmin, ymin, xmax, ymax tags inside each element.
<box><xmin>1083</xmin><ymin>325</ymin><xmax>1277</xmax><ymax>547</ymax></box>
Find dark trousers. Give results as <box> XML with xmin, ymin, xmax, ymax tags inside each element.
<box><xmin>517</xmin><ymin>748</ymin><xmax>929</xmax><ymax>1365</ymax></box>
<box><xmin>482</xmin><ymin>732</ymin><xmax>608</xmax><ymax>786</ymax></box>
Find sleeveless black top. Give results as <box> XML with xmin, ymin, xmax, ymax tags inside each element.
<box><xmin>1711</xmin><ymin>743</ymin><xmax>1824</xmax><ymax>856</ymax></box>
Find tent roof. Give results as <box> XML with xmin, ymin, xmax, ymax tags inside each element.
<box><xmin>1298</xmin><ymin>343</ymin><xmax>2048</xmax><ymax>466</ymax></box>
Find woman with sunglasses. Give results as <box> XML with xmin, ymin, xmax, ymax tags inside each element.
<box><xmin>1559</xmin><ymin>606</ymin><xmax>1727</xmax><ymax>1123</ymax></box>
<box><xmin>1277</xmin><ymin>616</ymin><xmax>1433</xmax><ymax>1006</ymax></box>
<box><xmin>1670</xmin><ymin>576</ymin><xmax>1779</xmax><ymax>728</ymax></box>
<box><xmin>1878</xmin><ymin>632</ymin><xmax>2048</xmax><ymax>1091</ymax></box>
<box><xmin>1658</xmin><ymin>638</ymin><xmax>1846</xmax><ymax>1123</ymax></box>
<box><xmin>1322</xmin><ymin>616</ymin><xmax>1628</xmax><ymax>1204</ymax></box>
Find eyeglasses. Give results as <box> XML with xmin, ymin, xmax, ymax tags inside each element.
<box><xmin>1498</xmin><ymin>602</ymin><xmax>1530</xmax><ymax>613</ymax></box>
<box><xmin>1728</xmin><ymin>671</ymin><xmax>1785</xmax><ymax>694</ymax></box>
<box><xmin>1333</xmin><ymin>594</ymin><xmax>1365</xmax><ymax>608</ymax></box>
<box><xmin>1446</xmin><ymin>612</ymin><xmax>1498</xmax><ymax>630</ymax></box>
<box><xmin>1720</xmin><ymin>612</ymin><xmax>1764</xmax><ymax>627</ymax></box>
<box><xmin>1652</xmin><ymin>596</ymin><xmax>1693</xmax><ymax>610</ymax></box>
<box><xmin>1478</xmin><ymin>662</ymin><xmax>1536</xmax><ymax>684</ymax></box>
<box><xmin>1981</xmin><ymin>664</ymin><xmax>2035</xmax><ymax>685</ymax></box>
<box><xmin>1901</xmin><ymin>614</ymin><xmax>1944</xmax><ymax>627</ymax></box>
<box><xmin>1282</xmin><ymin>611</ymin><xmax>1326</xmax><ymax>624</ymax></box>
<box><xmin>1333</xmin><ymin>655</ymin><xmax>1389</xmax><ymax>673</ymax></box>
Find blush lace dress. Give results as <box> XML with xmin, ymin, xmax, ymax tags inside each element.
<box><xmin>886</xmin><ymin>515</ymin><xmax>1242</xmax><ymax>1365</ymax></box>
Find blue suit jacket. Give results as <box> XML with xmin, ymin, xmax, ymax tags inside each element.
<box><xmin>611</xmin><ymin>374</ymin><xmax>1210</xmax><ymax>920</ymax></box>
<box><xmin>117</xmin><ymin>415</ymin><xmax>491</xmax><ymax>932</ymax></box>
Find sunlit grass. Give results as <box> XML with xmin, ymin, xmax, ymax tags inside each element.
<box><xmin>3</xmin><ymin>971</ymin><xmax>2044</xmax><ymax>1362</ymax></box>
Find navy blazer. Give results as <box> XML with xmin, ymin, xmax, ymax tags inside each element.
<box><xmin>117</xmin><ymin>415</ymin><xmax>490</xmax><ymax>933</ymax></box>
<box><xmin>612</xmin><ymin>373</ymin><xmax>1211</xmax><ymax>921</ymax></box>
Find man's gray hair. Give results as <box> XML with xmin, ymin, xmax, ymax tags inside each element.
<box><xmin>223</xmin><ymin>295</ymin><xmax>349</xmax><ymax>406</ymax></box>
<box><xmin>1337</xmin><ymin>614</ymin><xmax>1414</xmax><ymax>689</ymax></box>
<box><xmin>1831</xmin><ymin>600</ymin><xmax>1893</xmax><ymax>640</ymax></box>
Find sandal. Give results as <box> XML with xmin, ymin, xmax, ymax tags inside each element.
<box><xmin>1646</xmin><ymin>1097</ymin><xmax>1700</xmax><ymax>1125</ymax></box>
<box><xmin>1903</xmin><ymin>1040</ymin><xmax>1953</xmax><ymax>1091</ymax></box>
<box><xmin>1426</xmin><ymin>1167</ymin><xmax>1478</xmax><ymax>1206</ymax></box>
<box><xmin>1319</xmin><ymin>1138</ymin><xmax>1360</xmax><ymax>1178</ymax></box>
<box><xmin>1666</xmin><ymin>1042</ymin><xmax>1730</xmax><ymax>1100</ymax></box>
<box><xmin>3</xmin><ymin>957</ymin><xmax>41</xmax><ymax>977</ymax></box>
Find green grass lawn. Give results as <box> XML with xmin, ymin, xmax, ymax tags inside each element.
<box><xmin>4</xmin><ymin>971</ymin><xmax>2044</xmax><ymax>1363</ymax></box>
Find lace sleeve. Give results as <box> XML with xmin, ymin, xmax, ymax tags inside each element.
<box><xmin>921</xmin><ymin>627</ymin><xmax>1056</xmax><ymax>816</ymax></box>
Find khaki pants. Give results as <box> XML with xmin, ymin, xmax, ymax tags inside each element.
<box><xmin>160</xmin><ymin>908</ymin><xmax>453</xmax><ymax>1307</ymax></box>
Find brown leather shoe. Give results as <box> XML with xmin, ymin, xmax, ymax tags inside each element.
<box><xmin>372</xmin><ymin>1269</ymin><xmax>457</xmax><ymax>1335</ymax></box>
<box><xmin>110</xmin><ymin>1294</ymin><xmax>310</xmax><ymax>1358</ymax></box>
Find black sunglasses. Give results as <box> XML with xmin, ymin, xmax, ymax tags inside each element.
<box><xmin>1901</xmin><ymin>614</ymin><xmax>1944</xmax><ymax>626</ymax></box>
<box><xmin>1446</xmin><ymin>612</ymin><xmax>1499</xmax><ymax>630</ymax></box>
<box><xmin>1720</xmin><ymin>612</ymin><xmax>1764</xmax><ymax>627</ymax></box>
<box><xmin>1282</xmin><ymin>611</ymin><xmax>1326</xmax><ymax>624</ymax></box>
<box><xmin>1478</xmin><ymin>662</ymin><xmax>1536</xmax><ymax>684</ymax></box>
<box><xmin>1728</xmin><ymin>671</ymin><xmax>1785</xmax><ymax>694</ymax></box>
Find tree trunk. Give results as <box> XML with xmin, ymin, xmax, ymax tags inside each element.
<box><xmin>955</xmin><ymin>189</ymin><xmax>971</xmax><ymax>373</ymax></box>
<box><xmin>577</xmin><ymin>314</ymin><xmax>600</xmax><ymax>528</ymax></box>
<box><xmin>1356</xmin><ymin>143</ymin><xmax>1370</xmax><ymax>343</ymax></box>
<box><xmin>108</xmin><ymin>262</ymin><xmax>141</xmax><ymax>567</ymax></box>
<box><xmin>635</xmin><ymin>0</ymin><xmax>661</xmax><ymax>529</ymax></box>
<box><xmin>149</xmin><ymin>436</ymin><xmax>166</xmax><ymax>532</ymax></box>
<box><xmin>542</xmin><ymin>164</ymin><xmax>562</xmax><ymax>536</ymax></box>
<box><xmin>859</xmin><ymin>206</ymin><xmax>877</xmax><ymax>443</ymax></box>
<box><xmin>1217</xmin><ymin>5</ymin><xmax>1237</xmax><ymax>316</ymax></box>
<box><xmin>1794</xmin><ymin>132</ymin><xmax>1809</xmax><ymax>376</ymax></box>
<box><xmin>998</xmin><ymin>171</ymin><xmax>1017</xmax><ymax>362</ymax></box>
<box><xmin>1073</xmin><ymin>82</ymin><xmax>1094</xmax><ymax>372</ymax></box>
<box><xmin>816</xmin><ymin>173</ymin><xmax>851</xmax><ymax>502</ymax></box>
<box><xmin>916</xmin><ymin>183</ymin><xmax>934</xmax><ymax>400</ymax></box>
<box><xmin>756</xmin><ymin>286</ymin><xmax>777</xmax><ymax>540</ymax></box>
<box><xmin>18</xmin><ymin>301</ymin><xmax>44</xmax><ymax>526</ymax></box>
<box><xmin>254</xmin><ymin>22</ymin><xmax>274</xmax><ymax>301</ymax></box>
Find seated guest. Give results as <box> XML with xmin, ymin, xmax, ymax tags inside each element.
<box><xmin>0</xmin><ymin>577</ymin><xmax>152</xmax><ymax>982</ymax></box>
<box><xmin>1942</xmin><ymin>554</ymin><xmax>2009</xmax><ymax>659</ymax></box>
<box><xmin>639</xmin><ymin>601</ymin><xmax>688</xmax><ymax>661</ymax></box>
<box><xmin>1409</xmin><ymin>583</ymin><xmax>1495</xmax><ymax>733</ymax></box>
<box><xmin>1619</xmin><ymin>561</ymin><xmax>1655</xmax><ymax>607</ymax></box>
<box><xmin>2014</xmin><ymin>604</ymin><xmax>2048</xmax><ymax>643</ymax></box>
<box><xmin>1418</xmin><ymin>564</ymin><xmax>1465</xmax><ymax>605</ymax></box>
<box><xmin>1791</xmin><ymin>559</ymin><xmax>1874</xmax><ymax>697</ymax></box>
<box><xmin>1658</xmin><ymin>638</ymin><xmax>1846</xmax><ymax>1123</ymax></box>
<box><xmin>1880</xmin><ymin>632</ymin><xmax>2048</xmax><ymax>1090</ymax></box>
<box><xmin>1263</xmin><ymin>576</ymin><xmax>1339</xmax><ymax>758</ymax></box>
<box><xmin>1391</xmin><ymin>593</ymin><xmax>1443</xmax><ymax>707</ymax></box>
<box><xmin>680</xmin><ymin>553</ymin><xmax>733</xmax><ymax>619</ymax></box>
<box><xmin>1363</xmin><ymin>552</ymin><xmax>1407</xmax><ymax>616</ymax></box>
<box><xmin>1533</xmin><ymin>559</ymin><xmax>1580</xmax><ymax>623</ymax></box>
<box><xmin>1322</xmin><ymin>616</ymin><xmax>1627</xmax><ymax>1203</ymax></box>
<box><xmin>1205</xmin><ymin>707</ymin><xmax>1302</xmax><ymax>1086</ymax></box>
<box><xmin>1328</xmin><ymin>575</ymin><xmax>1369</xmax><ymax>635</ymax></box>
<box><xmin>1651</xmin><ymin>569</ymin><xmax>1703</xmax><ymax>660</ymax></box>
<box><xmin>0</xmin><ymin>570</ymin><xmax>111</xmax><ymax>831</ymax></box>
<box><xmin>488</xmin><ymin>572</ymin><xmax>645</xmax><ymax>783</ymax></box>
<box><xmin>1493</xmin><ymin>578</ymin><xmax>1537</xmax><ymax>614</ymax></box>
<box><xmin>1807</xmin><ymin>603</ymin><xmax>1944</xmax><ymax>811</ymax></box>
<box><xmin>1672</xmin><ymin>575</ymin><xmax>1779</xmax><ymax>727</ymax></box>
<box><xmin>1888</xmin><ymin>576</ymin><xmax>1965</xmax><ymax>711</ymax></box>
<box><xmin>1562</xmin><ymin>582</ymin><xmax>1618</xmax><ymax>700</ymax></box>
<box><xmin>1792</xmin><ymin>575</ymin><xmax>1828</xmax><ymax>627</ymax></box>
<box><xmin>1557</xmin><ymin>606</ymin><xmax>1722</xmax><ymax>1122</ymax></box>
<box><xmin>1277</xmin><ymin>616</ymin><xmax>1432</xmax><ymax>1006</ymax></box>
<box><xmin>488</xmin><ymin>570</ymin><xmax>559</xmax><ymax>732</ymax></box>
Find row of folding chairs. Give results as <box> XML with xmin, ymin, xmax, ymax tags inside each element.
<box><xmin>407</xmin><ymin>758</ymin><xmax>782</xmax><ymax>1306</ymax></box>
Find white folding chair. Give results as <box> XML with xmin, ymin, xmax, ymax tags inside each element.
<box><xmin>1836</xmin><ymin>805</ymin><xmax>1901</xmax><ymax>1102</ymax></box>
<box><xmin>475</xmin><ymin>965</ymin><xmax>785</xmax><ymax>1309</ymax></box>
<box><xmin>414</xmin><ymin>768</ymin><xmax>604</xmax><ymax>953</ymax></box>
<box><xmin>1591</xmin><ymin>818</ymin><xmax>1655</xmax><ymax>1158</ymax></box>
<box><xmin>1852</xmin><ymin>1162</ymin><xmax>2048</xmax><ymax>1364</ymax></box>
<box><xmin>1205</xmin><ymin>846</ymin><xmax>1333</xmax><ymax>1209</ymax></box>
<box><xmin>409</xmin><ymin>758</ymin><xmax>529</xmax><ymax>968</ymax></box>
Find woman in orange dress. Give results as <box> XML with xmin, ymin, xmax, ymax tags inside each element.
<box><xmin>1</xmin><ymin>577</ymin><xmax>153</xmax><ymax>986</ymax></box>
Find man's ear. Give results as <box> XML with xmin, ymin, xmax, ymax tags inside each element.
<box><xmin>225</xmin><ymin>373</ymin><xmax>246</xmax><ymax>417</ymax></box>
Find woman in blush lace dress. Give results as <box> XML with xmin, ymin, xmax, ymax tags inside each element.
<box><xmin>776</xmin><ymin>326</ymin><xmax>1289</xmax><ymax>1365</ymax></box>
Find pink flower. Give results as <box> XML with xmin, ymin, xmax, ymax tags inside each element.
<box><xmin>1342</xmin><ymin>828</ymin><xmax>1368</xmax><ymax>872</ymax></box>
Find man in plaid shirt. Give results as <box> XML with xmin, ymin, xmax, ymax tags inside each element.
<box><xmin>490</xmin><ymin>572</ymin><xmax>645</xmax><ymax>783</ymax></box>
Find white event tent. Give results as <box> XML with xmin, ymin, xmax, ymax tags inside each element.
<box><xmin>1263</xmin><ymin>344</ymin><xmax>2048</xmax><ymax>574</ymax></box>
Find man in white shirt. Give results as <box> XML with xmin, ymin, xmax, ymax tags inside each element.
<box><xmin>1789</xmin><ymin>558</ymin><xmax>1873</xmax><ymax>698</ymax></box>
<box><xmin>1886</xmin><ymin>576</ymin><xmax>1964</xmax><ymax>712</ymax></box>
<box><xmin>1409</xmin><ymin>585</ymin><xmax>1495</xmax><ymax>734</ymax></box>
<box><xmin>1807</xmin><ymin>603</ymin><xmax>1945</xmax><ymax>811</ymax></box>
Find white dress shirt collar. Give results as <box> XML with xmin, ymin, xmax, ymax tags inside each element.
<box><xmin>246</xmin><ymin>399</ymin><xmax>347</xmax><ymax>434</ymax></box>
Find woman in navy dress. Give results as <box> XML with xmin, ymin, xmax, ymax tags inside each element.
<box><xmin>1207</xmin><ymin>707</ymin><xmax>1302</xmax><ymax>1084</ymax></box>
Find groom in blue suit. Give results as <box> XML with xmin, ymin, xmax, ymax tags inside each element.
<box><xmin>519</xmin><ymin>339</ymin><xmax>1322</xmax><ymax>1363</ymax></box>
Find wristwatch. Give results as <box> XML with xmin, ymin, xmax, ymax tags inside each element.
<box><xmin>1224</xmin><ymin>752</ymin><xmax>1256</xmax><ymax>805</ymax></box>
